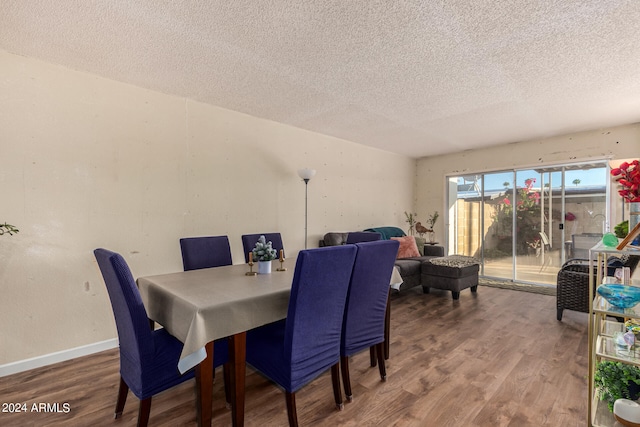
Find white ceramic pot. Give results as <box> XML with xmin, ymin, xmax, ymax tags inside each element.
<box><xmin>258</xmin><ymin>261</ymin><xmax>272</xmax><ymax>274</ymax></box>
<box><xmin>614</xmin><ymin>398</ymin><xmax>640</xmax><ymax>427</ymax></box>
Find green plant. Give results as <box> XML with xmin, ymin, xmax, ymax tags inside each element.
<box><xmin>404</xmin><ymin>211</ymin><xmax>417</xmax><ymax>236</ymax></box>
<box><xmin>594</xmin><ymin>360</ymin><xmax>640</xmax><ymax>411</ymax></box>
<box><xmin>0</xmin><ymin>223</ymin><xmax>19</xmax><ymax>236</ymax></box>
<box><xmin>615</xmin><ymin>220</ymin><xmax>629</xmax><ymax>238</ymax></box>
<box><xmin>483</xmin><ymin>248</ymin><xmax>510</xmax><ymax>259</ymax></box>
<box><xmin>252</xmin><ymin>235</ymin><xmax>277</xmax><ymax>261</ymax></box>
<box><xmin>491</xmin><ymin>178</ymin><xmax>542</xmax><ymax>253</ymax></box>
<box><xmin>427</xmin><ymin>211</ymin><xmax>439</xmax><ymax>229</ymax></box>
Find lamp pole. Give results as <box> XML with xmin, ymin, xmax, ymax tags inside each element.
<box><xmin>298</xmin><ymin>168</ymin><xmax>316</xmax><ymax>249</ymax></box>
<box><xmin>303</xmin><ymin>178</ymin><xmax>310</xmax><ymax>249</ymax></box>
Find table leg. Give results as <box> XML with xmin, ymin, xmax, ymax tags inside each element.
<box><xmin>195</xmin><ymin>341</ymin><xmax>214</xmax><ymax>427</ymax></box>
<box><xmin>384</xmin><ymin>290</ymin><xmax>391</xmax><ymax>360</ymax></box>
<box><xmin>229</xmin><ymin>332</ymin><xmax>247</xmax><ymax>427</ymax></box>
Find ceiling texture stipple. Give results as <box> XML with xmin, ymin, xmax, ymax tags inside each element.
<box><xmin>2</xmin><ymin>0</ymin><xmax>640</xmax><ymax>158</ymax></box>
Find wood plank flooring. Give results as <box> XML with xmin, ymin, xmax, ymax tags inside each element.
<box><xmin>0</xmin><ymin>285</ymin><xmax>589</xmax><ymax>426</ymax></box>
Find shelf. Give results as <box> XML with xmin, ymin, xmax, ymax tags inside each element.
<box><xmin>588</xmin><ymin>244</ymin><xmax>640</xmax><ymax>426</ymax></box>
<box><xmin>598</xmin><ymin>320</ymin><xmax>625</xmax><ymax>337</ymax></box>
<box><xmin>591</xmin><ymin>391</ymin><xmax>620</xmax><ymax>427</ymax></box>
<box><xmin>590</xmin><ymin>240</ymin><xmax>640</xmax><ymax>255</ymax></box>
<box><xmin>593</xmin><ymin>295</ymin><xmax>640</xmax><ymax>318</ymax></box>
<box><xmin>596</xmin><ymin>335</ymin><xmax>640</xmax><ymax>364</ymax></box>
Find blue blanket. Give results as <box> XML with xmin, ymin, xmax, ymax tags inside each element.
<box><xmin>363</xmin><ymin>226</ymin><xmax>406</xmax><ymax>240</ymax></box>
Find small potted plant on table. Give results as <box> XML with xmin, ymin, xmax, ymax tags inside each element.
<box><xmin>252</xmin><ymin>235</ymin><xmax>277</xmax><ymax>274</ymax></box>
<box><xmin>426</xmin><ymin>211</ymin><xmax>439</xmax><ymax>243</ymax></box>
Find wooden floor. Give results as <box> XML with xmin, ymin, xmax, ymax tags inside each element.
<box><xmin>0</xmin><ymin>285</ymin><xmax>589</xmax><ymax>426</ymax></box>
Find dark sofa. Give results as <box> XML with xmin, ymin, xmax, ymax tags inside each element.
<box><xmin>320</xmin><ymin>227</ymin><xmax>444</xmax><ymax>292</ymax></box>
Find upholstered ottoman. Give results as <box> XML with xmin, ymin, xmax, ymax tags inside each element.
<box><xmin>421</xmin><ymin>256</ymin><xmax>480</xmax><ymax>300</ymax></box>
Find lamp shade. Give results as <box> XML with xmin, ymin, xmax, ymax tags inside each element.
<box><xmin>297</xmin><ymin>168</ymin><xmax>316</xmax><ymax>181</ymax></box>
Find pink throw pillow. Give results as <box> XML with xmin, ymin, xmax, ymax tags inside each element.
<box><xmin>391</xmin><ymin>236</ymin><xmax>420</xmax><ymax>258</ymax></box>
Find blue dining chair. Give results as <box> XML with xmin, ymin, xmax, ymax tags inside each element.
<box><xmin>180</xmin><ymin>235</ymin><xmax>233</xmax><ymax>271</ymax></box>
<box><xmin>179</xmin><ymin>236</ymin><xmax>233</xmax><ymax>401</ymax></box>
<box><xmin>241</xmin><ymin>233</ymin><xmax>284</xmax><ymax>263</ymax></box>
<box><xmin>345</xmin><ymin>231</ymin><xmax>381</xmax><ymax>244</ymax></box>
<box><xmin>340</xmin><ymin>240</ymin><xmax>399</xmax><ymax>401</ymax></box>
<box><xmin>245</xmin><ymin>245</ymin><xmax>358</xmax><ymax>427</ymax></box>
<box><xmin>94</xmin><ymin>248</ymin><xmax>228</xmax><ymax>427</ymax></box>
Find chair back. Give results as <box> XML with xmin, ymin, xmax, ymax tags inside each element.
<box><xmin>342</xmin><ymin>240</ymin><xmax>399</xmax><ymax>356</ymax></box>
<box><xmin>345</xmin><ymin>231</ymin><xmax>382</xmax><ymax>244</ymax></box>
<box><xmin>180</xmin><ymin>235</ymin><xmax>232</xmax><ymax>271</ymax></box>
<box><xmin>539</xmin><ymin>231</ymin><xmax>551</xmax><ymax>249</ymax></box>
<box><xmin>94</xmin><ymin>249</ymin><xmax>155</xmax><ymax>378</ymax></box>
<box><xmin>241</xmin><ymin>233</ymin><xmax>284</xmax><ymax>263</ymax></box>
<box><xmin>284</xmin><ymin>245</ymin><xmax>357</xmax><ymax>391</ymax></box>
<box><xmin>609</xmin><ymin>254</ymin><xmax>640</xmax><ymax>276</ymax></box>
<box><xmin>626</xmin><ymin>255</ymin><xmax>640</xmax><ymax>273</ymax></box>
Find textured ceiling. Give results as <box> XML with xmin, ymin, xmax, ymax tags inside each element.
<box><xmin>2</xmin><ymin>1</ymin><xmax>640</xmax><ymax>158</ymax></box>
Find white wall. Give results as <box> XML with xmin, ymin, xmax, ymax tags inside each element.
<box><xmin>416</xmin><ymin>124</ymin><xmax>640</xmax><ymax>246</ymax></box>
<box><xmin>0</xmin><ymin>50</ymin><xmax>416</xmax><ymax>365</ymax></box>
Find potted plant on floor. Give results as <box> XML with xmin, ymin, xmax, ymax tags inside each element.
<box><xmin>594</xmin><ymin>360</ymin><xmax>640</xmax><ymax>411</ymax></box>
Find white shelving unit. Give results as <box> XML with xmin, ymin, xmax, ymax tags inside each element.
<box><xmin>588</xmin><ymin>241</ymin><xmax>640</xmax><ymax>426</ymax></box>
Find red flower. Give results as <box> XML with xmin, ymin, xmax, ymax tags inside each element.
<box><xmin>611</xmin><ymin>159</ymin><xmax>640</xmax><ymax>202</ymax></box>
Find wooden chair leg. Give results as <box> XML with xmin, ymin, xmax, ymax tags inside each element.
<box><xmin>331</xmin><ymin>362</ymin><xmax>344</xmax><ymax>410</ymax></box>
<box><xmin>285</xmin><ymin>391</ymin><xmax>298</xmax><ymax>427</ymax></box>
<box><xmin>376</xmin><ymin>343</ymin><xmax>387</xmax><ymax>381</ymax></box>
<box><xmin>115</xmin><ymin>376</ymin><xmax>128</xmax><ymax>418</ymax></box>
<box><xmin>369</xmin><ymin>346</ymin><xmax>377</xmax><ymax>367</ymax></box>
<box><xmin>340</xmin><ymin>355</ymin><xmax>353</xmax><ymax>401</ymax></box>
<box><xmin>222</xmin><ymin>362</ymin><xmax>231</xmax><ymax>405</ymax></box>
<box><xmin>138</xmin><ymin>397</ymin><xmax>152</xmax><ymax>427</ymax></box>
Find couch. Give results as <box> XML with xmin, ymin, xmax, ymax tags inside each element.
<box><xmin>320</xmin><ymin>227</ymin><xmax>445</xmax><ymax>292</ymax></box>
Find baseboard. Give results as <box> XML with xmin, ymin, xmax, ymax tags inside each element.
<box><xmin>0</xmin><ymin>338</ymin><xmax>118</xmax><ymax>377</ymax></box>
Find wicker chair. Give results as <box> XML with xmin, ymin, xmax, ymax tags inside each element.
<box><xmin>557</xmin><ymin>255</ymin><xmax>640</xmax><ymax>321</ymax></box>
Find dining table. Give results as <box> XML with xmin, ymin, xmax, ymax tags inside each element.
<box><xmin>137</xmin><ymin>263</ymin><xmax>294</xmax><ymax>426</ymax></box>
<box><xmin>136</xmin><ymin>261</ymin><xmax>403</xmax><ymax>427</ymax></box>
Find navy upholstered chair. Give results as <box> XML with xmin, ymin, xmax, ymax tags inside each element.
<box><xmin>241</xmin><ymin>233</ymin><xmax>284</xmax><ymax>263</ymax></box>
<box><xmin>345</xmin><ymin>231</ymin><xmax>381</xmax><ymax>244</ymax></box>
<box><xmin>245</xmin><ymin>245</ymin><xmax>358</xmax><ymax>426</ymax></box>
<box><xmin>94</xmin><ymin>248</ymin><xmax>228</xmax><ymax>426</ymax></box>
<box><xmin>179</xmin><ymin>235</ymin><xmax>232</xmax><ymax>271</ymax></box>
<box><xmin>179</xmin><ymin>236</ymin><xmax>232</xmax><ymax>400</ymax></box>
<box><xmin>340</xmin><ymin>240</ymin><xmax>399</xmax><ymax>401</ymax></box>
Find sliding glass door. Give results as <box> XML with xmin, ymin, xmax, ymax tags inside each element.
<box><xmin>482</xmin><ymin>171</ymin><xmax>513</xmax><ymax>280</ymax></box>
<box><xmin>447</xmin><ymin>161</ymin><xmax>608</xmax><ymax>285</ymax></box>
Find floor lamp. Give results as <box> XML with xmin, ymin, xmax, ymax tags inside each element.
<box><xmin>298</xmin><ymin>168</ymin><xmax>316</xmax><ymax>249</ymax></box>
